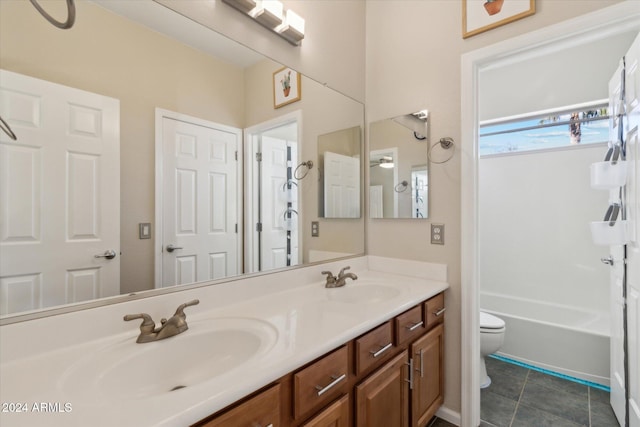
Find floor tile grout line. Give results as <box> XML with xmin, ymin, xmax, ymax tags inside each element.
<box><xmin>588</xmin><ymin>387</ymin><xmax>592</xmax><ymax>427</ymax></box>
<box><xmin>508</xmin><ymin>367</ymin><xmax>530</xmax><ymax>427</ymax></box>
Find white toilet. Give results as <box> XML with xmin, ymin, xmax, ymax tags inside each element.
<box><xmin>480</xmin><ymin>311</ymin><xmax>506</xmax><ymax>388</ymax></box>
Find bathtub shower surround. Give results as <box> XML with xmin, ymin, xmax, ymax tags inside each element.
<box><xmin>481</xmin><ymin>292</ymin><xmax>610</xmax><ymax>386</ymax></box>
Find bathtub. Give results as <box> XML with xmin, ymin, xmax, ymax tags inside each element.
<box><xmin>480</xmin><ymin>292</ymin><xmax>610</xmax><ymax>387</ymax></box>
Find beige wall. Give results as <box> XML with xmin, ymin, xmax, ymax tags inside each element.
<box><xmin>366</xmin><ymin>0</ymin><xmax>624</xmax><ymax>415</ymax></box>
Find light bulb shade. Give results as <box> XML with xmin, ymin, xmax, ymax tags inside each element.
<box><xmin>277</xmin><ymin>9</ymin><xmax>305</xmax><ymax>44</ymax></box>
<box><xmin>379</xmin><ymin>162</ymin><xmax>394</xmax><ymax>169</ymax></box>
<box><xmin>252</xmin><ymin>0</ymin><xmax>283</xmax><ymax>27</ymax></box>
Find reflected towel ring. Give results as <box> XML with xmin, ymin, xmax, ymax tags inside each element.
<box><xmin>283</xmin><ymin>208</ymin><xmax>298</xmax><ymax>219</ymax></box>
<box><xmin>394</xmin><ymin>180</ymin><xmax>409</xmax><ymax>193</ymax></box>
<box><xmin>29</xmin><ymin>0</ymin><xmax>76</xmax><ymax>29</ymax></box>
<box><xmin>281</xmin><ymin>179</ymin><xmax>298</xmax><ymax>192</ymax></box>
<box><xmin>294</xmin><ymin>160</ymin><xmax>314</xmax><ymax>180</ymax></box>
<box><xmin>0</xmin><ymin>115</ymin><xmax>17</xmax><ymax>141</ymax></box>
<box><xmin>428</xmin><ymin>137</ymin><xmax>455</xmax><ymax>164</ymax></box>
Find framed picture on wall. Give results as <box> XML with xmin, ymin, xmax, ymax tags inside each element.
<box><xmin>463</xmin><ymin>0</ymin><xmax>535</xmax><ymax>39</ymax></box>
<box><xmin>273</xmin><ymin>67</ymin><xmax>301</xmax><ymax>109</ymax></box>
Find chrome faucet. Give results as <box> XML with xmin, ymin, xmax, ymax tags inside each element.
<box><xmin>124</xmin><ymin>299</ymin><xmax>199</xmax><ymax>343</ymax></box>
<box><xmin>322</xmin><ymin>266</ymin><xmax>358</xmax><ymax>288</ymax></box>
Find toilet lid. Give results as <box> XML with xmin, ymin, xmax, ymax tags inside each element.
<box><xmin>480</xmin><ymin>311</ymin><xmax>505</xmax><ymax>329</ymax></box>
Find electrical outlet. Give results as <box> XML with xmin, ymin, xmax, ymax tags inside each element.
<box><xmin>311</xmin><ymin>221</ymin><xmax>319</xmax><ymax>237</ymax></box>
<box><xmin>431</xmin><ymin>223</ymin><xmax>444</xmax><ymax>245</ymax></box>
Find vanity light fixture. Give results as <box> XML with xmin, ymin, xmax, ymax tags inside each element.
<box><xmin>378</xmin><ymin>157</ymin><xmax>395</xmax><ymax>169</ymax></box>
<box><xmin>277</xmin><ymin>9</ymin><xmax>305</xmax><ymax>45</ymax></box>
<box><xmin>251</xmin><ymin>0</ymin><xmax>283</xmax><ymax>28</ymax></box>
<box><xmin>222</xmin><ymin>0</ymin><xmax>305</xmax><ymax>46</ymax></box>
<box><xmin>392</xmin><ymin>109</ymin><xmax>429</xmax><ymax>141</ymax></box>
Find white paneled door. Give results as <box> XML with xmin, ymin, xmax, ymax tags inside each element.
<box><xmin>324</xmin><ymin>151</ymin><xmax>360</xmax><ymax>218</ymax></box>
<box><xmin>609</xmin><ymin>59</ymin><xmax>627</xmax><ymax>426</ymax></box>
<box><xmin>623</xmin><ymin>32</ymin><xmax>640</xmax><ymax>427</ymax></box>
<box><xmin>259</xmin><ymin>135</ymin><xmax>298</xmax><ymax>271</ymax></box>
<box><xmin>158</xmin><ymin>112</ymin><xmax>240</xmax><ymax>287</ymax></box>
<box><xmin>0</xmin><ymin>70</ymin><xmax>120</xmax><ymax>315</ymax></box>
<box><xmin>609</xmin><ymin>32</ymin><xmax>640</xmax><ymax>427</ymax></box>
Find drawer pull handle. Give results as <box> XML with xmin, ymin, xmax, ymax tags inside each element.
<box><xmin>416</xmin><ymin>348</ymin><xmax>424</xmax><ymax>378</ymax></box>
<box><xmin>433</xmin><ymin>307</ymin><xmax>446</xmax><ymax>317</ymax></box>
<box><xmin>406</xmin><ymin>320</ymin><xmax>424</xmax><ymax>331</ymax></box>
<box><xmin>405</xmin><ymin>359</ymin><xmax>414</xmax><ymax>390</ymax></box>
<box><xmin>370</xmin><ymin>342</ymin><xmax>393</xmax><ymax>358</ymax></box>
<box><xmin>315</xmin><ymin>373</ymin><xmax>347</xmax><ymax>396</ymax></box>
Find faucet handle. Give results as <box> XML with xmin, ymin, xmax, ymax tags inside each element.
<box><xmin>321</xmin><ymin>271</ymin><xmax>336</xmax><ymax>283</ymax></box>
<box><xmin>123</xmin><ymin>313</ymin><xmax>156</xmax><ymax>334</ymax></box>
<box><xmin>174</xmin><ymin>299</ymin><xmax>200</xmax><ymax>316</ymax></box>
<box><xmin>338</xmin><ymin>266</ymin><xmax>351</xmax><ymax>277</ymax></box>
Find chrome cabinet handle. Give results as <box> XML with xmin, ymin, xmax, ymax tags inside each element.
<box><xmin>406</xmin><ymin>320</ymin><xmax>424</xmax><ymax>331</ymax></box>
<box><xmin>601</xmin><ymin>256</ymin><xmax>614</xmax><ymax>266</ymax></box>
<box><xmin>166</xmin><ymin>244</ymin><xmax>183</xmax><ymax>253</ymax></box>
<box><xmin>94</xmin><ymin>249</ymin><xmax>116</xmax><ymax>260</ymax></box>
<box><xmin>370</xmin><ymin>342</ymin><xmax>393</xmax><ymax>358</ymax></box>
<box><xmin>405</xmin><ymin>359</ymin><xmax>414</xmax><ymax>390</ymax></box>
<box><xmin>433</xmin><ymin>307</ymin><xmax>446</xmax><ymax>317</ymax></box>
<box><xmin>416</xmin><ymin>348</ymin><xmax>424</xmax><ymax>378</ymax></box>
<box><xmin>315</xmin><ymin>373</ymin><xmax>346</xmax><ymax>396</ymax></box>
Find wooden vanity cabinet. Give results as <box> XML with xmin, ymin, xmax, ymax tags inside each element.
<box><xmin>194</xmin><ymin>292</ymin><xmax>445</xmax><ymax>427</ymax></box>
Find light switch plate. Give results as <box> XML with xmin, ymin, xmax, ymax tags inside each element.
<box><xmin>431</xmin><ymin>223</ymin><xmax>444</xmax><ymax>245</ymax></box>
<box><xmin>139</xmin><ymin>222</ymin><xmax>151</xmax><ymax>239</ymax></box>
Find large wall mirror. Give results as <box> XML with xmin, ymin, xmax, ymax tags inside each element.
<box><xmin>369</xmin><ymin>113</ymin><xmax>429</xmax><ymax>219</ymax></box>
<box><xmin>0</xmin><ymin>0</ymin><xmax>364</xmax><ymax>320</ymax></box>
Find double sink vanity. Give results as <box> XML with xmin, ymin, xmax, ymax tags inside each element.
<box><xmin>0</xmin><ymin>256</ymin><xmax>448</xmax><ymax>426</ymax></box>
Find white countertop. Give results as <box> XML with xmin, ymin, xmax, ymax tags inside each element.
<box><xmin>0</xmin><ymin>256</ymin><xmax>448</xmax><ymax>427</ymax></box>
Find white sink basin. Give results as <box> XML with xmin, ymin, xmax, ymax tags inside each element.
<box><xmin>325</xmin><ymin>282</ymin><xmax>401</xmax><ymax>303</ymax></box>
<box><xmin>60</xmin><ymin>317</ymin><xmax>277</xmax><ymax>401</ymax></box>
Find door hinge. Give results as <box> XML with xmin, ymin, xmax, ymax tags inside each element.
<box><xmin>256</xmin><ymin>152</ymin><xmax>262</xmax><ymax>162</ymax></box>
<box><xmin>235</xmin><ymin>150</ymin><xmax>238</xmax><ymax>161</ymax></box>
<box><xmin>235</xmin><ymin>223</ymin><xmax>238</xmax><ymax>233</ymax></box>
<box><xmin>256</xmin><ymin>222</ymin><xmax>262</xmax><ymax>232</ymax></box>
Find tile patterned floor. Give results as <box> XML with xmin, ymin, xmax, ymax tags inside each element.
<box><xmin>481</xmin><ymin>357</ymin><xmax>619</xmax><ymax>427</ymax></box>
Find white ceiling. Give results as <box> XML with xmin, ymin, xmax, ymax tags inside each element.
<box><xmin>92</xmin><ymin>0</ymin><xmax>264</xmax><ymax>68</ymax></box>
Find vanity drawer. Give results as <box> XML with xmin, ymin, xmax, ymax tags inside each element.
<box><xmin>395</xmin><ymin>305</ymin><xmax>425</xmax><ymax>346</ymax></box>
<box><xmin>424</xmin><ymin>292</ymin><xmax>445</xmax><ymax>329</ymax></box>
<box><xmin>293</xmin><ymin>345</ymin><xmax>349</xmax><ymax>419</ymax></box>
<box><xmin>200</xmin><ymin>383</ymin><xmax>280</xmax><ymax>427</ymax></box>
<box><xmin>355</xmin><ymin>320</ymin><xmax>395</xmax><ymax>375</ymax></box>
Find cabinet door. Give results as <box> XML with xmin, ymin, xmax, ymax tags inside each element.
<box><xmin>200</xmin><ymin>384</ymin><xmax>280</xmax><ymax>427</ymax></box>
<box><xmin>355</xmin><ymin>350</ymin><xmax>409</xmax><ymax>427</ymax></box>
<box><xmin>411</xmin><ymin>323</ymin><xmax>444</xmax><ymax>427</ymax></box>
<box><xmin>302</xmin><ymin>394</ymin><xmax>349</xmax><ymax>427</ymax></box>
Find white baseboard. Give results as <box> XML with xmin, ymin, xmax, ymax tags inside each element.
<box><xmin>436</xmin><ymin>406</ymin><xmax>461</xmax><ymax>426</ymax></box>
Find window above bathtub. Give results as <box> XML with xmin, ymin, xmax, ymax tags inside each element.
<box><xmin>479</xmin><ymin>100</ymin><xmax>610</xmax><ymax>157</ymax></box>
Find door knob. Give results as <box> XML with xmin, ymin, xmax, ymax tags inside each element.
<box><xmin>166</xmin><ymin>244</ymin><xmax>183</xmax><ymax>253</ymax></box>
<box><xmin>95</xmin><ymin>250</ymin><xmax>117</xmax><ymax>260</ymax></box>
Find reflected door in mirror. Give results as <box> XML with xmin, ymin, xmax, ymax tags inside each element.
<box><xmin>0</xmin><ymin>70</ymin><xmax>120</xmax><ymax>315</ymax></box>
<box><xmin>324</xmin><ymin>152</ymin><xmax>360</xmax><ymax>218</ymax></box>
<box><xmin>159</xmin><ymin>113</ymin><xmax>240</xmax><ymax>287</ymax></box>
